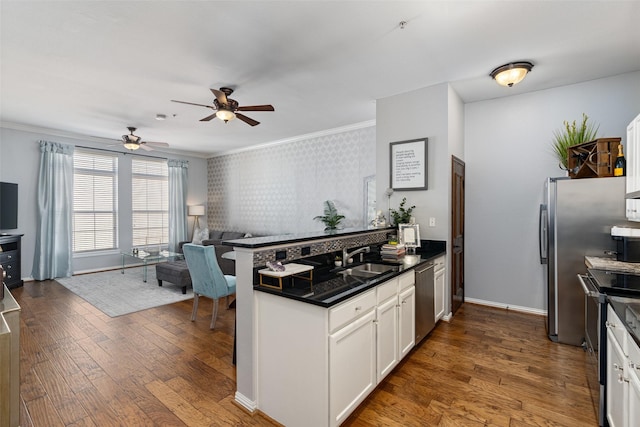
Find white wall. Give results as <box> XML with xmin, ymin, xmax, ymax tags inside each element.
<box><xmin>0</xmin><ymin>126</ymin><xmax>208</xmax><ymax>279</ymax></box>
<box><xmin>376</xmin><ymin>83</ymin><xmax>462</xmax><ymax>242</ymax></box>
<box><xmin>465</xmin><ymin>71</ymin><xmax>640</xmax><ymax>311</ymax></box>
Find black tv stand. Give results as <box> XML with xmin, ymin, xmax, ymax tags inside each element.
<box><xmin>0</xmin><ymin>234</ymin><xmax>23</xmax><ymax>288</ymax></box>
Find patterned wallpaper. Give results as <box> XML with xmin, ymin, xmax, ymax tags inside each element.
<box><xmin>207</xmin><ymin>125</ymin><xmax>376</xmax><ymax>235</ymax></box>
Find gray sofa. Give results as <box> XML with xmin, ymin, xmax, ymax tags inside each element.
<box><xmin>179</xmin><ymin>229</ymin><xmax>252</xmax><ymax>276</ymax></box>
<box><xmin>157</xmin><ymin>229</ymin><xmax>252</xmax><ymax>294</ymax></box>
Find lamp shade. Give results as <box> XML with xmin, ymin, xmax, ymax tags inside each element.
<box><xmin>490</xmin><ymin>61</ymin><xmax>533</xmax><ymax>87</ymax></box>
<box><xmin>188</xmin><ymin>205</ymin><xmax>205</xmax><ymax>216</ymax></box>
<box><xmin>216</xmin><ymin>109</ymin><xmax>236</xmax><ymax>122</ymax></box>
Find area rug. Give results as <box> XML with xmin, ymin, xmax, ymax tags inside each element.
<box><xmin>56</xmin><ymin>267</ymin><xmax>193</xmax><ymax>317</ymax></box>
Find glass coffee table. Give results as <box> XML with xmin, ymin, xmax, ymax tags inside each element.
<box><xmin>121</xmin><ymin>249</ymin><xmax>184</xmax><ymax>282</ymax></box>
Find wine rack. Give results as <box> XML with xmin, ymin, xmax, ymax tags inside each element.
<box><xmin>568</xmin><ymin>138</ymin><xmax>622</xmax><ymax>179</ymax></box>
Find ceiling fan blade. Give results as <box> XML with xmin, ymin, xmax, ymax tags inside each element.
<box><xmin>236</xmin><ymin>113</ymin><xmax>260</xmax><ymax>126</ymax></box>
<box><xmin>145</xmin><ymin>141</ymin><xmax>170</xmax><ymax>147</ymax></box>
<box><xmin>171</xmin><ymin>100</ymin><xmax>215</xmax><ymax>109</ymax></box>
<box><xmin>200</xmin><ymin>113</ymin><xmax>218</xmax><ymax>122</ymax></box>
<box><xmin>236</xmin><ymin>104</ymin><xmax>275</xmax><ymax>112</ymax></box>
<box><xmin>210</xmin><ymin>88</ymin><xmax>228</xmax><ymax>105</ymax></box>
<box><xmin>139</xmin><ymin>144</ymin><xmax>153</xmax><ymax>151</ymax></box>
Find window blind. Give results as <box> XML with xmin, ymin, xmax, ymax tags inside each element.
<box><xmin>73</xmin><ymin>150</ymin><xmax>118</xmax><ymax>252</ymax></box>
<box><xmin>132</xmin><ymin>158</ymin><xmax>168</xmax><ymax>247</ymax></box>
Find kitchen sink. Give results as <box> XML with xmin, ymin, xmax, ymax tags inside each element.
<box><xmin>341</xmin><ymin>263</ymin><xmax>395</xmax><ymax>278</ymax></box>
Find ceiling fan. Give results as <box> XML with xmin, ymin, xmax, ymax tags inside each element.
<box><xmin>121</xmin><ymin>127</ymin><xmax>169</xmax><ymax>151</ymax></box>
<box><xmin>171</xmin><ymin>87</ymin><xmax>274</xmax><ymax>126</ymax></box>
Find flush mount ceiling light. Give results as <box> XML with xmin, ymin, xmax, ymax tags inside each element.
<box><xmin>216</xmin><ymin>108</ymin><xmax>236</xmax><ymax>123</ymax></box>
<box><xmin>490</xmin><ymin>61</ymin><xmax>534</xmax><ymax>87</ymax></box>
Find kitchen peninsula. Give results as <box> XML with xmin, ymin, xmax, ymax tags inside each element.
<box><xmin>224</xmin><ymin>227</ymin><xmax>445</xmax><ymax>426</ymax></box>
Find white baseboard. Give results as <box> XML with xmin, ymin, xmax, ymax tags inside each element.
<box><xmin>234</xmin><ymin>391</ymin><xmax>257</xmax><ymax>413</ymax></box>
<box><xmin>464</xmin><ymin>297</ymin><xmax>547</xmax><ymax>317</ymax></box>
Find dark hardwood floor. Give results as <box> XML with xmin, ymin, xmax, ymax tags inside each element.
<box><xmin>12</xmin><ymin>280</ymin><xmax>596</xmax><ymax>426</ymax></box>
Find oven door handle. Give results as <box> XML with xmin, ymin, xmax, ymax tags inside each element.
<box><xmin>578</xmin><ymin>274</ymin><xmax>599</xmax><ymax>297</ymax></box>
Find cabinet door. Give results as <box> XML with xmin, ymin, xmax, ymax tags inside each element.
<box><xmin>398</xmin><ymin>286</ymin><xmax>415</xmax><ymax>359</ymax></box>
<box><xmin>329</xmin><ymin>309</ymin><xmax>376</xmax><ymax>427</ymax></box>
<box><xmin>607</xmin><ymin>328</ymin><xmax>627</xmax><ymax>427</ymax></box>
<box><xmin>629</xmin><ymin>368</ymin><xmax>640</xmax><ymax>427</ymax></box>
<box><xmin>434</xmin><ymin>268</ymin><xmax>445</xmax><ymax>321</ymax></box>
<box><xmin>376</xmin><ymin>296</ymin><xmax>398</xmax><ymax>382</ymax></box>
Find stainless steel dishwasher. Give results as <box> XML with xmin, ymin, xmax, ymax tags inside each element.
<box><xmin>414</xmin><ymin>261</ymin><xmax>435</xmax><ymax>343</ymax></box>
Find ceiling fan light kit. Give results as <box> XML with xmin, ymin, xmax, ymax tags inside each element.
<box><xmin>171</xmin><ymin>87</ymin><xmax>274</xmax><ymax>127</ymax></box>
<box><xmin>120</xmin><ymin>127</ymin><xmax>169</xmax><ymax>151</ymax></box>
<box><xmin>490</xmin><ymin>61</ymin><xmax>534</xmax><ymax>87</ymax></box>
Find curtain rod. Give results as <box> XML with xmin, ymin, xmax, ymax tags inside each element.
<box><xmin>73</xmin><ymin>144</ymin><xmax>168</xmax><ymax>160</ymax></box>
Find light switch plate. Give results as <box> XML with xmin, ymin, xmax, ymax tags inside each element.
<box><xmin>429</xmin><ymin>217</ymin><xmax>436</xmax><ymax>227</ymax></box>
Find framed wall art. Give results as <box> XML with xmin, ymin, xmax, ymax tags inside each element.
<box><xmin>389</xmin><ymin>137</ymin><xmax>428</xmax><ymax>190</ymax></box>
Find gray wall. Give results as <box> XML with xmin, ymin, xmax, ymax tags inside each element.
<box><xmin>0</xmin><ymin>126</ymin><xmax>208</xmax><ymax>278</ymax></box>
<box><xmin>465</xmin><ymin>71</ymin><xmax>640</xmax><ymax>312</ymax></box>
<box><xmin>206</xmin><ymin>124</ymin><xmax>376</xmax><ymax>235</ymax></box>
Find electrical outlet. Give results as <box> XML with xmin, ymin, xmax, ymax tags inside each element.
<box><xmin>301</xmin><ymin>246</ymin><xmax>311</xmax><ymax>256</ymax></box>
<box><xmin>429</xmin><ymin>217</ymin><xmax>436</xmax><ymax>227</ymax></box>
<box><xmin>275</xmin><ymin>250</ymin><xmax>287</xmax><ymax>260</ymax></box>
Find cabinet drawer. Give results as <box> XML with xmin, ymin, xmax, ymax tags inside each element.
<box><xmin>1</xmin><ymin>260</ymin><xmax>19</xmax><ymax>284</ymax></box>
<box><xmin>0</xmin><ymin>250</ymin><xmax>18</xmax><ymax>263</ymax></box>
<box><xmin>397</xmin><ymin>271</ymin><xmax>415</xmax><ymax>292</ymax></box>
<box><xmin>434</xmin><ymin>256</ymin><xmax>445</xmax><ymax>273</ymax></box>
<box><xmin>376</xmin><ymin>278</ymin><xmax>398</xmax><ymax>304</ymax></box>
<box><xmin>608</xmin><ymin>304</ymin><xmax>628</xmax><ymax>355</ymax></box>
<box><xmin>329</xmin><ymin>289</ymin><xmax>376</xmax><ymax>333</ymax></box>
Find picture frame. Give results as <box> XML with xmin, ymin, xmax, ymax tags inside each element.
<box><xmin>399</xmin><ymin>223</ymin><xmax>421</xmax><ymax>248</ymax></box>
<box><xmin>389</xmin><ymin>138</ymin><xmax>428</xmax><ymax>190</ymax></box>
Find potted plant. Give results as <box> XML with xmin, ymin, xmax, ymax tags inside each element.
<box><xmin>390</xmin><ymin>197</ymin><xmax>415</xmax><ymax>226</ymax></box>
<box><xmin>314</xmin><ymin>200</ymin><xmax>345</xmax><ymax>231</ymax></box>
<box><xmin>552</xmin><ymin>113</ymin><xmax>600</xmax><ymax>170</ymax></box>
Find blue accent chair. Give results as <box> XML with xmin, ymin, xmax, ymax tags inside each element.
<box><xmin>182</xmin><ymin>243</ymin><xmax>236</xmax><ymax>329</ymax></box>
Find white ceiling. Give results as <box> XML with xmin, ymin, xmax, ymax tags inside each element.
<box><xmin>2</xmin><ymin>1</ymin><xmax>639</xmax><ymax>157</ymax></box>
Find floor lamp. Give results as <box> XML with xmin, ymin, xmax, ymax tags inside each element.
<box><xmin>188</xmin><ymin>205</ymin><xmax>205</xmax><ymax>239</ymax></box>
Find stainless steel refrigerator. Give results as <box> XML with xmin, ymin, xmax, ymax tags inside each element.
<box><xmin>540</xmin><ymin>176</ymin><xmax>631</xmax><ymax>346</ymax></box>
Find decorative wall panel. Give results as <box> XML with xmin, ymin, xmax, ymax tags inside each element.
<box><xmin>207</xmin><ymin>126</ymin><xmax>376</xmax><ymax>235</ymax></box>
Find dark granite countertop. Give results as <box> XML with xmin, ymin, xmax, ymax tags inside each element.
<box><xmin>254</xmin><ymin>240</ymin><xmax>446</xmax><ymax>307</ymax></box>
<box><xmin>222</xmin><ymin>227</ymin><xmax>395</xmax><ymax>248</ymax></box>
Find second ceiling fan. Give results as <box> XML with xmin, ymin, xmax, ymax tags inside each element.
<box><xmin>171</xmin><ymin>87</ymin><xmax>274</xmax><ymax>126</ymax></box>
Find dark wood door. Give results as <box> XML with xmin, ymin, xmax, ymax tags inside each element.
<box><xmin>451</xmin><ymin>156</ymin><xmax>465</xmax><ymax>315</ymax></box>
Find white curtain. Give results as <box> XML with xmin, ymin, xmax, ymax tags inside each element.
<box><xmin>32</xmin><ymin>140</ymin><xmax>74</xmax><ymax>280</ymax></box>
<box><xmin>168</xmin><ymin>159</ymin><xmax>188</xmax><ymax>252</ymax></box>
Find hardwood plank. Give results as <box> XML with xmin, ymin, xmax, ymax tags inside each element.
<box><xmin>13</xmin><ymin>282</ymin><xmax>597</xmax><ymax>426</ymax></box>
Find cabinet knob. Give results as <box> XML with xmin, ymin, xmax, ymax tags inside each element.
<box><xmin>606</xmin><ymin>321</ymin><xmax>616</xmax><ymax>328</ymax></box>
<box><xmin>6</xmin><ymin>255</ymin><xmax>11</xmax><ymax>259</ymax></box>
<box><xmin>354</xmin><ymin>306</ymin><xmax>361</xmax><ymax>311</ymax></box>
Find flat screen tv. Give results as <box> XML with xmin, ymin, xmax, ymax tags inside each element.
<box><xmin>0</xmin><ymin>182</ymin><xmax>18</xmax><ymax>230</ymax></box>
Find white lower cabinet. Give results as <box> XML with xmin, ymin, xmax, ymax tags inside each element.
<box><xmin>330</xmin><ymin>308</ymin><xmax>376</xmax><ymax>426</ymax></box>
<box><xmin>398</xmin><ymin>285</ymin><xmax>415</xmax><ymax>359</ymax></box>
<box><xmin>607</xmin><ymin>327</ymin><xmax>627</xmax><ymax>427</ymax></box>
<box><xmin>606</xmin><ymin>303</ymin><xmax>640</xmax><ymax>427</ymax></box>
<box><xmin>256</xmin><ymin>270</ymin><xmax>417</xmax><ymax>427</ymax></box>
<box><xmin>376</xmin><ymin>291</ymin><xmax>399</xmax><ymax>380</ymax></box>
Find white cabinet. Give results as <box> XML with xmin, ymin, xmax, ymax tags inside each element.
<box><xmin>607</xmin><ymin>327</ymin><xmax>628</xmax><ymax>427</ymax></box>
<box><xmin>329</xmin><ymin>307</ymin><xmax>376</xmax><ymax>426</ymax></box>
<box><xmin>398</xmin><ymin>285</ymin><xmax>415</xmax><ymax>358</ymax></box>
<box><xmin>626</xmin><ymin>113</ymin><xmax>640</xmax><ymax>221</ymax></box>
<box><xmin>375</xmin><ymin>271</ymin><xmax>415</xmax><ymax>382</ymax></box>
<box><xmin>376</xmin><ymin>287</ymin><xmax>399</xmax><ymax>381</ymax></box>
<box><xmin>434</xmin><ymin>256</ymin><xmax>446</xmax><ymax>321</ymax></box>
<box><xmin>605</xmin><ymin>303</ymin><xmax>640</xmax><ymax>427</ymax></box>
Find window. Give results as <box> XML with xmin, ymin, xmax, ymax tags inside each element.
<box><xmin>73</xmin><ymin>150</ymin><xmax>118</xmax><ymax>252</ymax></box>
<box><xmin>132</xmin><ymin>159</ymin><xmax>168</xmax><ymax>247</ymax></box>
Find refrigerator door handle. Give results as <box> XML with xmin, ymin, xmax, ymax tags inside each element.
<box><xmin>539</xmin><ymin>204</ymin><xmax>548</xmax><ymax>264</ymax></box>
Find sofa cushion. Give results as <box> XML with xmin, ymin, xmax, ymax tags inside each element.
<box><xmin>208</xmin><ymin>230</ymin><xmax>224</xmax><ymax>240</ymax></box>
<box><xmin>221</xmin><ymin>231</ymin><xmax>245</xmax><ymax>240</ymax></box>
<box><xmin>192</xmin><ymin>227</ymin><xmax>209</xmax><ymax>245</ymax></box>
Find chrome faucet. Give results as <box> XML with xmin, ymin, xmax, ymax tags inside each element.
<box><xmin>343</xmin><ymin>246</ymin><xmax>371</xmax><ymax>265</ymax></box>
